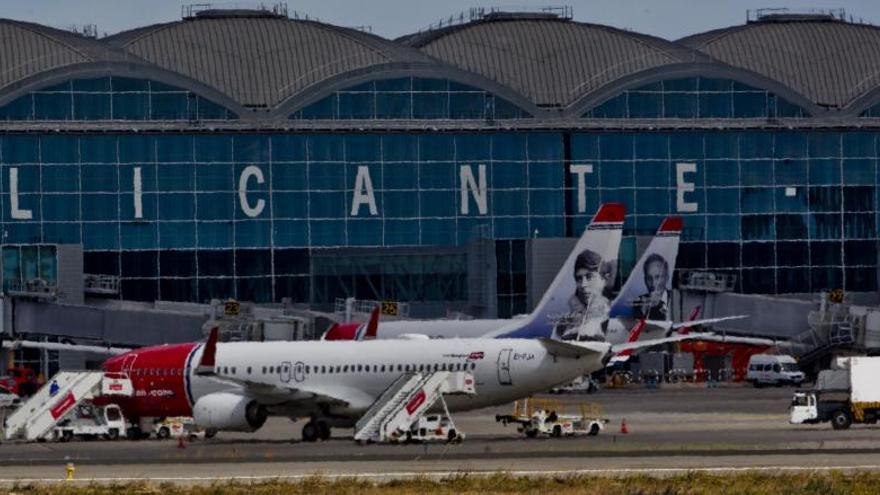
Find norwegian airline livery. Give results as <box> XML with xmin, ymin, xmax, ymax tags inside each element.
<box><xmin>101</xmin><ymin>326</ymin><xmax>721</xmax><ymax>441</ymax></box>
<box><xmin>348</xmin><ymin>203</ymin><xmax>626</xmax><ymax>341</ymax></box>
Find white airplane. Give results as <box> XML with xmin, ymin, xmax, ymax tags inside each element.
<box><xmin>139</xmin><ymin>326</ymin><xmax>721</xmax><ymax>441</ymax></box>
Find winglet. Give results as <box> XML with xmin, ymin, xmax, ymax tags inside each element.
<box><xmin>196</xmin><ymin>327</ymin><xmax>219</xmax><ymax>376</ymax></box>
<box><xmin>363</xmin><ymin>306</ymin><xmax>380</xmax><ymax>340</ymax></box>
<box><xmin>592</xmin><ymin>203</ymin><xmax>625</xmax><ymax>224</ymax></box>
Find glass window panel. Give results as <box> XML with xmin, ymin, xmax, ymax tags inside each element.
<box><xmin>705</xmin><ymin>160</ymin><xmax>738</xmax><ymax>186</ymax></box>
<box><xmin>776</xmin><ymin>214</ymin><xmax>808</xmax><ymax>240</ymax></box>
<box><xmin>732</xmin><ymin>92</ymin><xmax>767</xmax><ymax>118</ymax></box>
<box><xmin>196</xmin><ymin>192</ymin><xmax>234</xmax><ymax>220</ymax></box>
<box><xmin>0</xmin><ymin>95</ymin><xmax>34</xmax><ymax>119</ymax></box>
<box><xmin>662</xmin><ymin>93</ymin><xmax>697</xmax><ymax>118</ymax></box>
<box><xmin>197</xmin><ymin>222</ymin><xmax>233</xmax><ymax>248</ymax></box>
<box><xmin>811</xmin><ymin>241</ymin><xmax>842</xmax><ymax>266</ymax></box>
<box><xmin>295</xmin><ymin>95</ymin><xmax>336</xmax><ymax>119</ymax></box>
<box><xmin>310</xmin><ymin>220</ymin><xmax>346</xmax><ymax>246</ymax></box>
<box><xmin>272</xmin><ymin>192</ymin><xmax>307</xmax><ymax>218</ymax></box>
<box><xmin>775</xmin><ymin>187</ymin><xmax>807</xmax><ymax>212</ymax></box>
<box><xmin>808</xmin><ymin>187</ymin><xmax>841</xmax><ymax>212</ymax></box>
<box><xmin>41</xmin><ymin>195</ymin><xmax>79</xmax><ymax>221</ymax></box>
<box><xmin>742</xmin><ymin>214</ymin><xmax>774</xmax><ymax>240</ymax></box>
<box><xmin>529</xmin><ymin>190</ymin><xmax>563</xmax><ymax>215</ymax></box>
<box><xmin>635</xmin><ymin>188</ymin><xmax>669</xmax><ymax>215</ymax></box>
<box><xmin>81</xmin><ymin>194</ymin><xmax>118</xmax><ymax>221</ymax></box>
<box><xmin>151</xmin><ymin>93</ymin><xmax>190</xmax><ymax>120</ymax></box>
<box><xmin>83</xmin><ymin>222</ymin><xmax>119</xmax><ymax>249</ymax></box>
<box><xmin>776</xmin><ymin>241</ymin><xmax>809</xmax><ymax>266</ymax></box>
<box><xmin>846</xmin><ymin>267</ymin><xmax>877</xmax><ymax>292</ymax></box>
<box><xmin>740</xmin><ymin>160</ymin><xmax>772</xmax><ymax>185</ymax></box>
<box><xmin>739</xmin><ymin>133</ymin><xmax>773</xmax><ymax>159</ymax></box>
<box><xmin>707</xmin><ymin>242</ymin><xmax>739</xmax><ymax>268</ymax></box>
<box><xmin>811</xmin><ymin>267</ymin><xmax>843</xmax><ymax>291</ymax></box>
<box><xmin>844</xmin><ymin>186</ymin><xmax>874</xmax><ymax>211</ymax></box>
<box><xmin>41</xmin><ymin>166</ymin><xmax>79</xmax><ymax>192</ymax></box>
<box><xmin>376</xmin><ymin>93</ymin><xmax>411</xmax><ymax>119</ymax></box>
<box><xmin>337</xmin><ymin>92</ymin><xmax>374</xmax><ymax>119</ymax></box>
<box><xmin>843</xmin><ymin>159</ymin><xmax>875</xmax><ymax>185</ymax></box>
<box><xmin>707</xmin><ymin>215</ymin><xmax>740</xmax><ymax>241</ymax></box>
<box><xmin>810</xmin><ymin>214</ymin><xmax>842</xmax><ymax>240</ymax></box>
<box><xmin>33</xmin><ymin>93</ymin><xmax>72</xmax><ymax>120</ymax></box>
<box><xmin>808</xmin><ymin>159</ymin><xmax>840</xmax><ymax>185</ymax></box>
<box><xmin>741</xmin><ymin>187</ymin><xmax>773</xmax><ymax>213</ymax></box>
<box><xmin>742</xmin><ymin>268</ymin><xmax>774</xmax><ymax>293</ymax></box>
<box><xmin>586</xmin><ymin>95</ymin><xmax>627</xmax><ymax>118</ymax></box>
<box><xmin>844</xmin><ymin>213</ymin><xmax>875</xmax><ymax>239</ymax></box>
<box><xmin>742</xmin><ymin>242</ymin><xmax>775</xmax><ymax>267</ymax></box>
<box><xmin>158</xmin><ymin>223</ymin><xmax>195</xmax><ymax>249</ymax></box>
<box><xmin>120</xmin><ymin>223</ymin><xmax>157</xmax><ymax>249</ymax></box>
<box><xmin>235</xmin><ymin>220</ymin><xmax>271</xmax><ymax>248</ymax></box>
<box><xmin>706</xmin><ymin>188</ymin><xmax>739</xmax><ymax>213</ymax></box>
<box><xmin>384</xmin><ymin>219</ymin><xmax>419</xmax><ymax>246</ymax></box>
<box><xmin>845</xmin><ymin>240</ymin><xmax>876</xmax><ymax>266</ymax></box>
<box><xmin>775</xmin><ymin>159</ymin><xmax>806</xmax><ymax>185</ymax></box>
<box><xmin>272</xmin><ymin>220</ymin><xmax>308</xmax><ymax>247</ymax></box>
<box><xmin>310</xmin><ymin>192</ymin><xmax>345</xmax><ymax>218</ymax></box>
<box><xmin>627</xmin><ymin>92</ymin><xmax>662</xmax><ymax>118</ymax></box>
<box><xmin>699</xmin><ymin>93</ymin><xmax>731</xmax><ymax>118</ymax></box>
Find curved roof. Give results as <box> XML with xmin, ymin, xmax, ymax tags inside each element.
<box><xmin>405</xmin><ymin>16</ymin><xmax>708</xmax><ymax>108</ymax></box>
<box><xmin>108</xmin><ymin>16</ymin><xmax>431</xmax><ymax>109</ymax></box>
<box><xmin>0</xmin><ymin>20</ymin><xmax>99</xmax><ymax>91</ymax></box>
<box><xmin>680</xmin><ymin>19</ymin><xmax>880</xmax><ymax>109</ymax></box>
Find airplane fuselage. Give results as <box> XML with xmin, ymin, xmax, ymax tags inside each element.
<box><xmin>104</xmin><ymin>338</ymin><xmax>606</xmax><ymax>426</ymax></box>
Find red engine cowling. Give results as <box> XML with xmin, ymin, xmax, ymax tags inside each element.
<box><xmin>192</xmin><ymin>392</ymin><xmax>268</xmax><ymax>432</ymax></box>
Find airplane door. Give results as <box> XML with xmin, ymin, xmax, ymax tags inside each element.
<box><xmin>293</xmin><ymin>361</ymin><xmax>305</xmax><ymax>383</ymax></box>
<box><xmin>497</xmin><ymin>349</ymin><xmax>513</xmax><ymax>386</ymax></box>
<box><xmin>280</xmin><ymin>361</ymin><xmax>291</xmax><ymax>383</ymax></box>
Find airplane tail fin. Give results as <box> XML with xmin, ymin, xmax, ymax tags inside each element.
<box><xmin>487</xmin><ymin>203</ymin><xmax>624</xmax><ymax>338</ymax></box>
<box><xmin>673</xmin><ymin>305</ymin><xmax>703</xmax><ymax>336</ymax></box>
<box><xmin>608</xmin><ymin>319</ymin><xmax>647</xmax><ymax>365</ymax></box>
<box><xmin>609</xmin><ymin>216</ymin><xmax>682</xmax><ymax>320</ymax></box>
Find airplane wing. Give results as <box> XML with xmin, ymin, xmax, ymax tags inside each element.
<box><xmin>1</xmin><ymin>339</ymin><xmax>130</xmax><ymax>355</ymax></box>
<box><xmin>644</xmin><ymin>315</ymin><xmax>749</xmax><ymax>331</ymax></box>
<box><xmin>610</xmin><ymin>331</ymin><xmax>775</xmax><ymax>353</ymax></box>
<box><xmin>538</xmin><ymin>338</ymin><xmax>610</xmax><ymax>358</ymax></box>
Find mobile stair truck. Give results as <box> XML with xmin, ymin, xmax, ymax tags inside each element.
<box><xmin>790</xmin><ymin>356</ymin><xmax>880</xmax><ymax>430</ymax></box>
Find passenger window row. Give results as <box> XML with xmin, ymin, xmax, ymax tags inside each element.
<box><xmin>215</xmin><ymin>362</ymin><xmax>478</xmax><ymax>377</ymax></box>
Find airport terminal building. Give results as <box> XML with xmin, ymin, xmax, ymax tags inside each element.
<box><xmin>1</xmin><ymin>6</ymin><xmax>879</xmax><ymax>318</ymax></box>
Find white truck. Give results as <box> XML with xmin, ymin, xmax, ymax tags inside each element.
<box><xmin>53</xmin><ymin>403</ymin><xmax>127</xmax><ymax>441</ymax></box>
<box><xmin>403</xmin><ymin>415</ymin><xmax>463</xmax><ymax>443</ymax></box>
<box><xmin>790</xmin><ymin>356</ymin><xmax>880</xmax><ymax>430</ymax></box>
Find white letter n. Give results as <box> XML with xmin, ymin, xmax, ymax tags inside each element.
<box><xmin>460</xmin><ymin>164</ymin><xmax>487</xmax><ymax>215</ymax></box>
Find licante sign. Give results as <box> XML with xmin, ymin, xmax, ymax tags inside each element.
<box><xmin>3</xmin><ymin>162</ymin><xmax>701</xmax><ymax>220</ymax></box>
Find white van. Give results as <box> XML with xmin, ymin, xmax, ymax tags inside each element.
<box><xmin>747</xmin><ymin>354</ymin><xmax>805</xmax><ymax>387</ymax></box>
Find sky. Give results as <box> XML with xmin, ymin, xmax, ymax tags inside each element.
<box><xmin>3</xmin><ymin>0</ymin><xmax>880</xmax><ymax>40</ymax></box>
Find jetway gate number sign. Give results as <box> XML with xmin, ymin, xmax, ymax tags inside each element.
<box><xmin>381</xmin><ymin>302</ymin><xmax>399</xmax><ymax>316</ymax></box>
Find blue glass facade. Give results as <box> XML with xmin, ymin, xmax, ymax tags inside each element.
<box><xmin>0</xmin><ymin>77</ymin><xmax>236</xmax><ymax>121</ymax></box>
<box><xmin>584</xmin><ymin>78</ymin><xmax>808</xmax><ymax>119</ymax></box>
<box><xmin>0</xmin><ymin>129</ymin><xmax>876</xmax><ymax>304</ymax></box>
<box><xmin>291</xmin><ymin>78</ymin><xmax>530</xmax><ymax>120</ymax></box>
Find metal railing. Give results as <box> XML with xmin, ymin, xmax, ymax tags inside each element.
<box><xmin>182</xmin><ymin>2</ymin><xmax>289</xmax><ymax>19</ymax></box>
<box><xmin>83</xmin><ymin>274</ymin><xmax>120</xmax><ymax>295</ymax></box>
<box><xmin>678</xmin><ymin>271</ymin><xmax>736</xmax><ymax>292</ymax></box>
<box><xmin>4</xmin><ymin>278</ymin><xmax>57</xmax><ymax>298</ymax></box>
<box><xmin>334</xmin><ymin>297</ymin><xmax>410</xmax><ymax>319</ymax></box>
<box><xmin>418</xmin><ymin>5</ymin><xmax>572</xmax><ymax>33</ymax></box>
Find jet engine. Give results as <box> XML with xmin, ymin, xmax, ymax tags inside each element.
<box><xmin>192</xmin><ymin>392</ymin><xmax>268</xmax><ymax>432</ymax></box>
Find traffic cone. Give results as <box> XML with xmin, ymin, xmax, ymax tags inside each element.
<box><xmin>177</xmin><ymin>436</ymin><xmax>186</xmax><ymax>449</ymax></box>
<box><xmin>620</xmin><ymin>418</ymin><xmax>629</xmax><ymax>434</ymax></box>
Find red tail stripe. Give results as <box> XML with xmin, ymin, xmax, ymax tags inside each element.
<box><xmin>593</xmin><ymin>203</ymin><xmax>625</xmax><ymax>223</ymax></box>
<box><xmin>658</xmin><ymin>216</ymin><xmax>683</xmax><ymax>233</ymax></box>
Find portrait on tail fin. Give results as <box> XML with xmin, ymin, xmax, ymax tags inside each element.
<box><xmin>632</xmin><ymin>253</ymin><xmax>670</xmax><ymax>321</ymax></box>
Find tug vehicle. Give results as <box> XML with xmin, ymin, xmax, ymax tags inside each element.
<box><xmin>496</xmin><ymin>398</ymin><xmax>608</xmax><ymax>438</ymax></box>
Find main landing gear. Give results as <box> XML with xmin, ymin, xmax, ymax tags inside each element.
<box><xmin>301</xmin><ymin>419</ymin><xmax>331</xmax><ymax>442</ymax></box>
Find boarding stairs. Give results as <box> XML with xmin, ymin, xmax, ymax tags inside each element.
<box><xmin>354</xmin><ymin>371</ymin><xmax>475</xmax><ymax>443</ymax></box>
<box><xmin>3</xmin><ymin>371</ymin><xmax>132</xmax><ymax>441</ymax></box>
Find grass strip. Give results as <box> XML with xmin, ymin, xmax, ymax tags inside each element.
<box><xmin>3</xmin><ymin>471</ymin><xmax>879</xmax><ymax>495</ymax></box>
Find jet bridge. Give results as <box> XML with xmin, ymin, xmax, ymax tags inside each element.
<box><xmin>354</xmin><ymin>371</ymin><xmax>475</xmax><ymax>443</ymax></box>
<box><xmin>3</xmin><ymin>371</ymin><xmax>132</xmax><ymax>441</ymax></box>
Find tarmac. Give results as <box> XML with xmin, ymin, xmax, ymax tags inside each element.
<box><xmin>3</xmin><ymin>385</ymin><xmax>880</xmax><ymax>484</ymax></box>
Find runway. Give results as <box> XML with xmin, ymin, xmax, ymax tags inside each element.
<box><xmin>3</xmin><ymin>386</ymin><xmax>880</xmax><ymax>483</ymax></box>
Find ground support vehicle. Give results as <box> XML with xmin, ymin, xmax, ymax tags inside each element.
<box><xmin>550</xmin><ymin>376</ymin><xmax>599</xmax><ymax>394</ymax></box>
<box><xmin>0</xmin><ymin>385</ymin><xmax>20</xmax><ymax>409</ymax></box>
<box><xmin>791</xmin><ymin>356</ymin><xmax>880</xmax><ymax>430</ymax></box>
<box><xmin>496</xmin><ymin>398</ymin><xmax>608</xmax><ymax>438</ymax></box>
<box><xmin>402</xmin><ymin>414</ymin><xmax>463</xmax><ymax>443</ymax></box>
<box><xmin>152</xmin><ymin>417</ymin><xmax>209</xmax><ymax>441</ymax></box>
<box><xmin>747</xmin><ymin>354</ymin><xmax>805</xmax><ymax>387</ymax></box>
<box><xmin>52</xmin><ymin>403</ymin><xmax>127</xmax><ymax>441</ymax></box>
